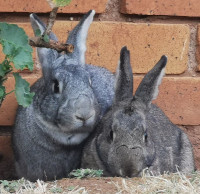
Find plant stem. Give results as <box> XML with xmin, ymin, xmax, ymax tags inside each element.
<box><xmin>5</xmin><ymin>90</ymin><xmax>15</xmax><ymax>96</ymax></box>
<box><xmin>29</xmin><ymin>37</ymin><xmax>74</xmax><ymax>53</ymax></box>
<box><xmin>29</xmin><ymin>7</ymin><xmax>74</xmax><ymax>53</ymax></box>
<box><xmin>46</xmin><ymin>7</ymin><xmax>59</xmax><ymax>35</ymax></box>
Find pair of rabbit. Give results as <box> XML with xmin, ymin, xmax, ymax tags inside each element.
<box><xmin>12</xmin><ymin>10</ymin><xmax>115</xmax><ymax>181</ymax></box>
<box><xmin>81</xmin><ymin>47</ymin><xmax>195</xmax><ymax>177</ymax></box>
<box><xmin>12</xmin><ymin>9</ymin><xmax>195</xmax><ymax>181</ymax></box>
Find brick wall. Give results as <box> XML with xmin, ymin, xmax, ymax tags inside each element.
<box><xmin>1</xmin><ymin>0</ymin><xmax>200</xmax><ymax>179</ymax></box>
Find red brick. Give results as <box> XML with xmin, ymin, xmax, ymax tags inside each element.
<box><xmin>134</xmin><ymin>76</ymin><xmax>200</xmax><ymax>126</ymax></box>
<box><xmin>120</xmin><ymin>0</ymin><xmax>200</xmax><ymax>17</ymax></box>
<box><xmin>3</xmin><ymin>21</ymin><xmax>190</xmax><ymax>74</ymax></box>
<box><xmin>196</xmin><ymin>25</ymin><xmax>200</xmax><ymax>71</ymax></box>
<box><xmin>0</xmin><ymin>0</ymin><xmax>108</xmax><ymax>13</ymax></box>
<box><xmin>55</xmin><ymin>21</ymin><xmax>189</xmax><ymax>74</ymax></box>
<box><xmin>1</xmin><ymin>76</ymin><xmax>200</xmax><ymax>126</ymax></box>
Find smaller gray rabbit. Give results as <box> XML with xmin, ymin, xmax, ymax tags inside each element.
<box><xmin>81</xmin><ymin>47</ymin><xmax>195</xmax><ymax>177</ymax></box>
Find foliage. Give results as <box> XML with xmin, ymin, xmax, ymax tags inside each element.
<box><xmin>0</xmin><ymin>180</ymin><xmax>19</xmax><ymax>193</ymax></box>
<box><xmin>50</xmin><ymin>186</ymin><xmax>63</xmax><ymax>193</ymax></box>
<box><xmin>13</xmin><ymin>73</ymin><xmax>35</xmax><ymax>107</ymax></box>
<box><xmin>69</xmin><ymin>169</ymin><xmax>103</xmax><ymax>179</ymax></box>
<box><xmin>0</xmin><ymin>22</ymin><xmax>34</xmax><ymax>107</ymax></box>
<box><xmin>46</xmin><ymin>0</ymin><xmax>72</xmax><ymax>8</ymax></box>
<box><xmin>35</xmin><ymin>29</ymin><xmax>50</xmax><ymax>43</ymax></box>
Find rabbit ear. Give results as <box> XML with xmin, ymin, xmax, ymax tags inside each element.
<box><xmin>30</xmin><ymin>13</ymin><xmax>58</xmax><ymax>41</ymax></box>
<box><xmin>134</xmin><ymin>55</ymin><xmax>167</xmax><ymax>108</ymax></box>
<box><xmin>66</xmin><ymin>10</ymin><xmax>95</xmax><ymax>66</ymax></box>
<box><xmin>30</xmin><ymin>13</ymin><xmax>59</xmax><ymax>81</ymax></box>
<box><xmin>114</xmin><ymin>46</ymin><xmax>133</xmax><ymax>103</ymax></box>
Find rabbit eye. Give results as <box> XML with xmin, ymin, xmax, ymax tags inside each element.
<box><xmin>109</xmin><ymin>130</ymin><xmax>116</xmax><ymax>141</ymax></box>
<box><xmin>52</xmin><ymin>79</ymin><xmax>62</xmax><ymax>94</ymax></box>
<box><xmin>110</xmin><ymin>130</ymin><xmax>113</xmax><ymax>141</ymax></box>
<box><xmin>143</xmin><ymin>132</ymin><xmax>148</xmax><ymax>143</ymax></box>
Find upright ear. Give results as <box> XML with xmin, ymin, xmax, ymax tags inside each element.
<box><xmin>114</xmin><ymin>46</ymin><xmax>133</xmax><ymax>104</ymax></box>
<box><xmin>30</xmin><ymin>13</ymin><xmax>59</xmax><ymax>81</ymax></box>
<box><xmin>134</xmin><ymin>55</ymin><xmax>167</xmax><ymax>108</ymax></box>
<box><xmin>66</xmin><ymin>10</ymin><xmax>95</xmax><ymax>66</ymax></box>
<box><xmin>30</xmin><ymin>13</ymin><xmax>58</xmax><ymax>41</ymax></box>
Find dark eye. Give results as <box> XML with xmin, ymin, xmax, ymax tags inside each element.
<box><xmin>143</xmin><ymin>132</ymin><xmax>148</xmax><ymax>142</ymax></box>
<box><xmin>109</xmin><ymin>130</ymin><xmax>113</xmax><ymax>141</ymax></box>
<box><xmin>52</xmin><ymin>79</ymin><xmax>60</xmax><ymax>94</ymax></box>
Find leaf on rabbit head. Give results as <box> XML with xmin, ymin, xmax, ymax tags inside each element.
<box><xmin>35</xmin><ymin>29</ymin><xmax>41</xmax><ymax>37</ymax></box>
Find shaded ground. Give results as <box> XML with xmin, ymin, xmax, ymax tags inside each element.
<box><xmin>1</xmin><ymin>171</ymin><xmax>200</xmax><ymax>193</ymax></box>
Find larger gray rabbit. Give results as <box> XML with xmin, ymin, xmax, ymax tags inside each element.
<box><xmin>12</xmin><ymin>10</ymin><xmax>115</xmax><ymax>181</ymax></box>
<box><xmin>81</xmin><ymin>47</ymin><xmax>195</xmax><ymax>177</ymax></box>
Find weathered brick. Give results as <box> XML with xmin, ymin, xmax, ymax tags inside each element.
<box><xmin>82</xmin><ymin>22</ymin><xmax>189</xmax><ymax>74</ymax></box>
<box><xmin>120</xmin><ymin>0</ymin><xmax>200</xmax><ymax>17</ymax></box>
<box><xmin>0</xmin><ymin>135</ymin><xmax>15</xmax><ymax>180</ymax></box>
<box><xmin>2</xmin><ymin>21</ymin><xmax>190</xmax><ymax>74</ymax></box>
<box><xmin>0</xmin><ymin>0</ymin><xmax>108</xmax><ymax>13</ymax></box>
<box><xmin>1</xmin><ymin>76</ymin><xmax>200</xmax><ymax>126</ymax></box>
<box><xmin>181</xmin><ymin>126</ymin><xmax>200</xmax><ymax>170</ymax></box>
<box><xmin>134</xmin><ymin>77</ymin><xmax>200</xmax><ymax>126</ymax></box>
<box><xmin>196</xmin><ymin>25</ymin><xmax>200</xmax><ymax>71</ymax></box>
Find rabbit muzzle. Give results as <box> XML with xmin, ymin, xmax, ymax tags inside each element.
<box><xmin>57</xmin><ymin>94</ymin><xmax>99</xmax><ymax>133</ymax></box>
<box><xmin>114</xmin><ymin>145</ymin><xmax>146</xmax><ymax>177</ymax></box>
<box><xmin>74</xmin><ymin>95</ymin><xmax>96</xmax><ymax>125</ymax></box>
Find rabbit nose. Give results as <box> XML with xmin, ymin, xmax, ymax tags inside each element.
<box><xmin>74</xmin><ymin>95</ymin><xmax>95</xmax><ymax>122</ymax></box>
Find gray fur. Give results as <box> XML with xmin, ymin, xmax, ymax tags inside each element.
<box><xmin>12</xmin><ymin>10</ymin><xmax>115</xmax><ymax>181</ymax></box>
<box><xmin>81</xmin><ymin>47</ymin><xmax>195</xmax><ymax>177</ymax></box>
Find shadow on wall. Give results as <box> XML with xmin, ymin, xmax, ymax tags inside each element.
<box><xmin>0</xmin><ymin>136</ymin><xmax>16</xmax><ymax>180</ymax></box>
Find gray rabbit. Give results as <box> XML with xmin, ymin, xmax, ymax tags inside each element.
<box><xmin>81</xmin><ymin>47</ymin><xmax>195</xmax><ymax>177</ymax></box>
<box><xmin>12</xmin><ymin>10</ymin><xmax>115</xmax><ymax>181</ymax></box>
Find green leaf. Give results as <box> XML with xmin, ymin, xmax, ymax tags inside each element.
<box><xmin>69</xmin><ymin>169</ymin><xmax>103</xmax><ymax>179</ymax></box>
<box><xmin>68</xmin><ymin>186</ymin><xmax>75</xmax><ymax>191</ymax></box>
<box><xmin>0</xmin><ymin>59</ymin><xmax>12</xmax><ymax>77</ymax></box>
<box><xmin>0</xmin><ymin>22</ymin><xmax>33</xmax><ymax>70</ymax></box>
<box><xmin>53</xmin><ymin>0</ymin><xmax>72</xmax><ymax>6</ymax></box>
<box><xmin>35</xmin><ymin>29</ymin><xmax>41</xmax><ymax>37</ymax></box>
<box><xmin>50</xmin><ymin>187</ymin><xmax>63</xmax><ymax>193</ymax></box>
<box><xmin>0</xmin><ymin>85</ymin><xmax>5</xmax><ymax>99</ymax></box>
<box><xmin>46</xmin><ymin>0</ymin><xmax>72</xmax><ymax>8</ymax></box>
<box><xmin>43</xmin><ymin>34</ymin><xmax>50</xmax><ymax>43</ymax></box>
<box><xmin>13</xmin><ymin>73</ymin><xmax>35</xmax><ymax>107</ymax></box>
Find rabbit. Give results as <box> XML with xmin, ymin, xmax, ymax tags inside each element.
<box><xmin>12</xmin><ymin>10</ymin><xmax>115</xmax><ymax>182</ymax></box>
<box><xmin>81</xmin><ymin>46</ymin><xmax>195</xmax><ymax>177</ymax></box>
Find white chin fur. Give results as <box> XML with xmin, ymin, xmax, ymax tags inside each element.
<box><xmin>68</xmin><ymin>133</ymin><xmax>89</xmax><ymax>145</ymax></box>
<box><xmin>36</xmin><ymin>113</ymin><xmax>89</xmax><ymax>145</ymax></box>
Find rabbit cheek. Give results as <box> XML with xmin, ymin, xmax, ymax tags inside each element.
<box><xmin>144</xmin><ymin>141</ymin><xmax>156</xmax><ymax>168</ymax></box>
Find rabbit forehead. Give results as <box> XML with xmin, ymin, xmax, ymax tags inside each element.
<box><xmin>52</xmin><ymin>54</ymin><xmax>85</xmax><ymax>69</ymax></box>
<box><xmin>52</xmin><ymin>64</ymin><xmax>90</xmax><ymax>81</ymax></box>
<box><xmin>112</xmin><ymin>108</ymin><xmax>146</xmax><ymax>131</ymax></box>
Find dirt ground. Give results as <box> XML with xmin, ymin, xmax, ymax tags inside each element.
<box><xmin>1</xmin><ymin>171</ymin><xmax>200</xmax><ymax>193</ymax></box>
<box><xmin>57</xmin><ymin>177</ymin><xmax>131</xmax><ymax>193</ymax></box>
